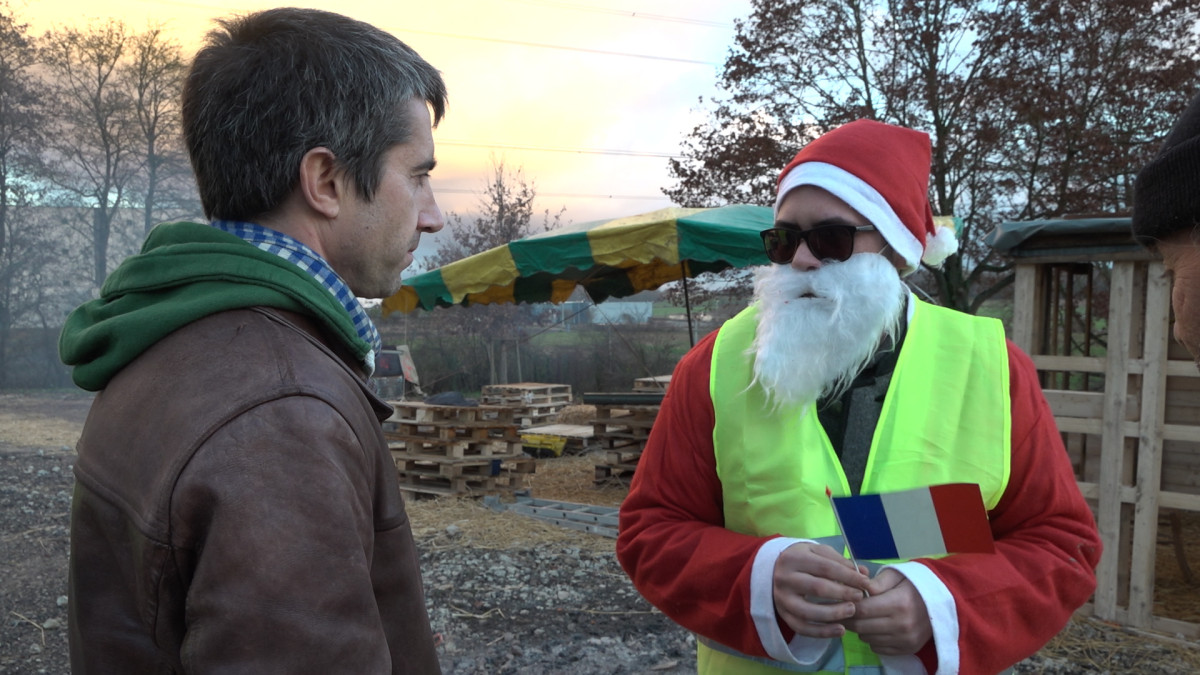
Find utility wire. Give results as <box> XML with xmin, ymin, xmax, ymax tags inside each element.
<box><xmin>434</xmin><ymin>187</ymin><xmax>670</xmax><ymax>201</ymax></box>
<box><xmin>429</xmin><ymin>141</ymin><xmax>684</xmax><ymax>201</ymax></box>
<box><xmin>390</xmin><ymin>25</ymin><xmax>721</xmax><ymax>66</ymax></box>
<box><xmin>437</xmin><ymin>139</ymin><xmax>683</xmax><ymax>159</ymax></box>
<box><xmin>149</xmin><ymin>0</ymin><xmax>723</xmax><ymax>64</ymax></box>
<box><xmin>504</xmin><ymin>0</ymin><xmax>734</xmax><ymax>28</ymax></box>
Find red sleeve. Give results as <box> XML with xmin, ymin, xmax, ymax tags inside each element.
<box><xmin>917</xmin><ymin>340</ymin><xmax>1102</xmax><ymax>673</ymax></box>
<box><xmin>616</xmin><ymin>330</ymin><xmax>781</xmax><ymax>657</ymax></box>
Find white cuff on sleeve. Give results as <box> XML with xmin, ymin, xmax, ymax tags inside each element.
<box><xmin>885</xmin><ymin>561</ymin><xmax>959</xmax><ymax>675</ymax></box>
<box><xmin>751</xmin><ymin>537</ymin><xmax>838</xmax><ymax>666</ymax></box>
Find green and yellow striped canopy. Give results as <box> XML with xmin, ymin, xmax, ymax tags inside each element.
<box><xmin>383</xmin><ymin>204</ymin><xmax>776</xmax><ymax>314</ymax></box>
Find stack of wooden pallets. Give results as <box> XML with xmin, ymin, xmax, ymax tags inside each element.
<box><xmin>480</xmin><ymin>383</ymin><xmax>573</xmax><ymax>427</ymax></box>
<box><xmin>384</xmin><ymin>401</ymin><xmax>536</xmax><ymax>499</ymax></box>
<box><xmin>590</xmin><ymin>403</ymin><xmax>660</xmax><ymax>485</ymax></box>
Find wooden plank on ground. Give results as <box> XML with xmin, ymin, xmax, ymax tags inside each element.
<box><xmin>520</xmin><ymin>423</ymin><xmax>594</xmax><ymax>439</ymax></box>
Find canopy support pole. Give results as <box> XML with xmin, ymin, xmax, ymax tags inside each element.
<box><xmin>682</xmin><ymin>261</ymin><xmax>695</xmax><ymax>347</ymax></box>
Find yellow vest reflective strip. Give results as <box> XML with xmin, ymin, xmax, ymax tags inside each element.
<box><xmin>699</xmin><ymin>298</ymin><xmax>1011</xmax><ymax>675</ymax></box>
<box><xmin>698</xmin><ymin>636</ymin><xmax>884</xmax><ymax>674</ymax></box>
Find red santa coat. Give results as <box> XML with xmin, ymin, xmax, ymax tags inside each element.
<box><xmin>616</xmin><ymin>328</ymin><xmax>1102</xmax><ymax>674</ymax></box>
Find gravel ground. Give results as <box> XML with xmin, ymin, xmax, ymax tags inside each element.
<box><xmin>3</xmin><ymin>391</ymin><xmax>1199</xmax><ymax>674</ymax></box>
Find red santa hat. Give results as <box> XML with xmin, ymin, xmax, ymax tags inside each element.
<box><xmin>774</xmin><ymin>119</ymin><xmax>957</xmax><ymax>275</ymax></box>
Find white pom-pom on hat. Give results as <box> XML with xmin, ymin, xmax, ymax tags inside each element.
<box><xmin>921</xmin><ymin>219</ymin><xmax>959</xmax><ymax>268</ymax></box>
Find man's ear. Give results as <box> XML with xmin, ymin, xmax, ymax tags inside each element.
<box><xmin>298</xmin><ymin>147</ymin><xmax>343</xmax><ymax>219</ymax></box>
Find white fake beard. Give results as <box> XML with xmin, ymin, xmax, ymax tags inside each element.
<box><xmin>750</xmin><ymin>253</ymin><xmax>908</xmax><ymax>412</ymax></box>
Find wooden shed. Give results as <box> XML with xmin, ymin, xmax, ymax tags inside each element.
<box><xmin>987</xmin><ymin>217</ymin><xmax>1199</xmax><ymax>639</ymax></box>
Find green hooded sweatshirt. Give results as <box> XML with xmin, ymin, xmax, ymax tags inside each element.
<box><xmin>59</xmin><ymin>222</ymin><xmax>371</xmax><ymax>392</ymax></box>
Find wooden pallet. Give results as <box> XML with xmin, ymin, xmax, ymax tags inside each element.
<box><xmin>392</xmin><ymin>449</ymin><xmax>536</xmax><ymax>498</ymax></box>
<box><xmin>505</xmin><ymin>456</ymin><xmax>538</xmax><ymax>473</ymax></box>
<box><xmin>384</xmin><ymin>422</ymin><xmax>520</xmax><ymax>443</ymax></box>
<box><xmin>384</xmin><ymin>400</ymin><xmax>524</xmax><ymax>462</ymax></box>
<box><xmin>481</xmin><ymin>383</ymin><xmax>573</xmax><ymax>406</ymax></box>
<box><xmin>597</xmin><ymin>433</ymin><xmax>652</xmax><ymax>450</ymax></box>
<box><xmin>397</xmin><ymin>471</ymin><xmax>509</xmax><ymax>489</ymax></box>
<box><xmin>590</xmin><ymin>404</ymin><xmax>658</xmax><ymax>459</ymax></box>
<box><xmin>511</xmin><ymin>403</ymin><xmax>566</xmax><ymax>425</ymax></box>
<box><xmin>604</xmin><ymin>448</ymin><xmax>642</xmax><ymax>465</ymax></box>
<box><xmin>633</xmin><ymin>375</ymin><xmax>671</xmax><ymax>393</ymax></box>
<box><xmin>591</xmin><ymin>405</ymin><xmax>659</xmax><ymax>434</ymax></box>
<box><xmin>387</xmin><ymin>438</ymin><xmax>519</xmax><ymax>459</ymax></box>
<box><xmin>594</xmin><ymin>463</ymin><xmax>637</xmax><ymax>485</ymax></box>
<box><xmin>396</xmin><ymin>472</ymin><xmax>519</xmax><ymax>495</ymax></box>
<box><xmin>395</xmin><ymin>456</ymin><xmax>508</xmax><ymax>479</ymax></box>
<box><xmin>388</xmin><ymin>401</ymin><xmax>515</xmax><ymax>425</ymax></box>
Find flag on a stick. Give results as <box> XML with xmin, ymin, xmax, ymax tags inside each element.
<box><xmin>828</xmin><ymin>483</ymin><xmax>995</xmax><ymax>560</ymax></box>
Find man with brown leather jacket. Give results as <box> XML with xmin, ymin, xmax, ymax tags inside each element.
<box><xmin>58</xmin><ymin>8</ymin><xmax>447</xmax><ymax>673</ymax></box>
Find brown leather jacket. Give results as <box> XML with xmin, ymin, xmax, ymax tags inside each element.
<box><xmin>69</xmin><ymin>307</ymin><xmax>440</xmax><ymax>674</ymax></box>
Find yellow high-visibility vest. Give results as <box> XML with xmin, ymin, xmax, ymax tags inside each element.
<box><xmin>700</xmin><ymin>298</ymin><xmax>1011</xmax><ymax>674</ymax></box>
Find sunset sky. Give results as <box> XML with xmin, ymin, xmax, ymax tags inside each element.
<box><xmin>23</xmin><ymin>0</ymin><xmax>753</xmax><ymax>250</ymax></box>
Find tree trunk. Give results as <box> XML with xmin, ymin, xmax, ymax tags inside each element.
<box><xmin>0</xmin><ymin>305</ymin><xmax>10</xmax><ymax>389</ymax></box>
<box><xmin>486</xmin><ymin>339</ymin><xmax>496</xmax><ymax>386</ymax></box>
<box><xmin>515</xmin><ymin>337</ymin><xmax>522</xmax><ymax>382</ymax></box>
<box><xmin>92</xmin><ymin>207</ymin><xmax>111</xmax><ymax>288</ymax></box>
<box><xmin>144</xmin><ymin>152</ymin><xmax>157</xmax><ymax>237</ymax></box>
<box><xmin>498</xmin><ymin>341</ymin><xmax>508</xmax><ymax>385</ymax></box>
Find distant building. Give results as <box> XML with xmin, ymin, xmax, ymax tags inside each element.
<box><xmin>589</xmin><ymin>301</ymin><xmax>653</xmax><ymax>325</ymax></box>
<box><xmin>530</xmin><ymin>301</ymin><xmax>592</xmax><ymax>327</ymax></box>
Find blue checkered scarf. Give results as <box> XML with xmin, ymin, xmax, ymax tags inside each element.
<box><xmin>210</xmin><ymin>220</ymin><xmax>381</xmax><ymax>373</ymax></box>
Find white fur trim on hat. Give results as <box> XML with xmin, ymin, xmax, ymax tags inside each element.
<box><xmin>775</xmin><ymin>161</ymin><xmax>923</xmax><ymax>274</ymax></box>
<box><xmin>921</xmin><ymin>219</ymin><xmax>959</xmax><ymax>268</ymax></box>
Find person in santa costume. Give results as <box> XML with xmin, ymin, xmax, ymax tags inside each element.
<box><xmin>616</xmin><ymin>119</ymin><xmax>1102</xmax><ymax>675</ymax></box>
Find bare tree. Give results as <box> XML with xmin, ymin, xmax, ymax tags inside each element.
<box><xmin>0</xmin><ymin>3</ymin><xmax>54</xmax><ymax>387</ymax></box>
<box><xmin>0</xmin><ymin>16</ymin><xmax>198</xmax><ymax>387</ymax></box>
<box><xmin>0</xmin><ymin>206</ymin><xmax>80</xmax><ymax>387</ymax></box>
<box><xmin>399</xmin><ymin>159</ymin><xmax>566</xmax><ymax>386</ymax></box>
<box><xmin>124</xmin><ymin>24</ymin><xmax>192</xmax><ymax>236</ymax></box>
<box><xmin>0</xmin><ymin>2</ymin><xmax>42</xmax><ymax>258</ymax></box>
<box><xmin>427</xmin><ymin>158</ymin><xmax>561</xmax><ymax>267</ymax></box>
<box><xmin>977</xmin><ymin>0</ymin><xmax>1200</xmax><ymax>220</ymax></box>
<box><xmin>40</xmin><ymin>19</ymin><xmax>139</xmax><ymax>289</ymax></box>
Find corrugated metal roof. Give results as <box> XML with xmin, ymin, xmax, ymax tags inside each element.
<box><xmin>984</xmin><ymin>217</ymin><xmax>1142</xmax><ymax>257</ymax></box>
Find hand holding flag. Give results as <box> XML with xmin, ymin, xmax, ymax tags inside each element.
<box><xmin>828</xmin><ymin>483</ymin><xmax>995</xmax><ymax>561</ymax></box>
<box><xmin>825</xmin><ymin>486</ymin><xmax>865</xmax><ymax>575</ymax></box>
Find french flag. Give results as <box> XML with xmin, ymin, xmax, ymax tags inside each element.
<box><xmin>828</xmin><ymin>483</ymin><xmax>995</xmax><ymax>560</ymax></box>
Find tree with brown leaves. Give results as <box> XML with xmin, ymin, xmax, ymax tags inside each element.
<box><xmin>665</xmin><ymin>0</ymin><xmax>1200</xmax><ymax>313</ymax></box>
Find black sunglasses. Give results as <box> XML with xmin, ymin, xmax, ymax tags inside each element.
<box><xmin>759</xmin><ymin>224</ymin><xmax>875</xmax><ymax>264</ymax></box>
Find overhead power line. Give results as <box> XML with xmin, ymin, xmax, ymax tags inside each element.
<box><xmin>434</xmin><ymin>187</ymin><xmax>669</xmax><ymax>201</ymax></box>
<box><xmin>504</xmin><ymin>0</ymin><xmax>735</xmax><ymax>28</ymax></box>
<box><xmin>390</xmin><ymin>25</ymin><xmax>721</xmax><ymax>66</ymax></box>
<box><xmin>437</xmin><ymin>139</ymin><xmax>684</xmax><ymax>159</ymax></box>
<box><xmin>118</xmin><ymin>0</ymin><xmax>729</xmax><ymax>66</ymax></box>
